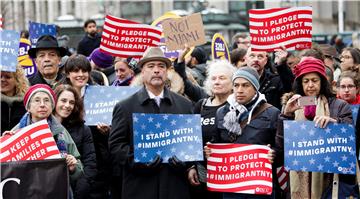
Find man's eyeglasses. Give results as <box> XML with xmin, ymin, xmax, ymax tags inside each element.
<box><xmin>237</xmin><ymin>41</ymin><xmax>250</xmax><ymax>45</ymax></box>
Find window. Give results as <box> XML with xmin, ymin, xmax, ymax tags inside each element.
<box><xmin>120</xmin><ymin>1</ymin><xmax>151</xmax><ymax>23</ymax></box>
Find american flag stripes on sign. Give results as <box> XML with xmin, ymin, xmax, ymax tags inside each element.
<box><xmin>276</xmin><ymin>166</ymin><xmax>289</xmax><ymax>191</ymax></box>
<box><xmin>100</xmin><ymin>15</ymin><xmax>162</xmax><ymax>58</ymax></box>
<box><xmin>0</xmin><ymin>120</ymin><xmax>61</xmax><ymax>162</ymax></box>
<box><xmin>207</xmin><ymin>144</ymin><xmax>272</xmax><ymax>195</ymax></box>
<box><xmin>249</xmin><ymin>7</ymin><xmax>312</xmax><ymax>52</ymax></box>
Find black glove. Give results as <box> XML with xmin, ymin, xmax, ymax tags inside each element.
<box><xmin>173</xmin><ymin>60</ymin><xmax>187</xmax><ymax>80</ymax></box>
<box><xmin>168</xmin><ymin>155</ymin><xmax>187</xmax><ymax>172</ymax></box>
<box><xmin>145</xmin><ymin>155</ymin><xmax>163</xmax><ymax>168</ymax></box>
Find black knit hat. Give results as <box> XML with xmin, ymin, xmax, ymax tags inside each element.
<box><xmin>28</xmin><ymin>35</ymin><xmax>67</xmax><ymax>58</ymax></box>
<box><xmin>191</xmin><ymin>47</ymin><xmax>207</xmax><ymax>64</ymax></box>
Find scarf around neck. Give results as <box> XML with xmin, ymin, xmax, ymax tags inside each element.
<box><xmin>223</xmin><ymin>92</ymin><xmax>267</xmax><ymax>136</ymax></box>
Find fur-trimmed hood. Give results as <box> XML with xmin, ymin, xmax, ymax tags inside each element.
<box><xmin>130</xmin><ymin>67</ymin><xmax>185</xmax><ymax>95</ymax></box>
<box><xmin>1</xmin><ymin>93</ymin><xmax>24</xmax><ymax>106</ymax></box>
<box><xmin>281</xmin><ymin>92</ymin><xmax>295</xmax><ymax>106</ymax></box>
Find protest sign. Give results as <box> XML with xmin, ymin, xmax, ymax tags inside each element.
<box><xmin>28</xmin><ymin>21</ymin><xmax>56</xmax><ymax>46</ymax></box>
<box><xmin>0</xmin><ymin>120</ymin><xmax>61</xmax><ymax>162</ymax></box>
<box><xmin>0</xmin><ymin>30</ymin><xmax>20</xmax><ymax>72</ymax></box>
<box><xmin>151</xmin><ymin>13</ymin><xmax>182</xmax><ymax>59</ymax></box>
<box><xmin>211</xmin><ymin>33</ymin><xmax>230</xmax><ymax>61</ymax></box>
<box><xmin>207</xmin><ymin>144</ymin><xmax>272</xmax><ymax>195</ymax></box>
<box><xmin>84</xmin><ymin>85</ymin><xmax>141</xmax><ymax>125</ymax></box>
<box><xmin>100</xmin><ymin>15</ymin><xmax>162</xmax><ymax>58</ymax></box>
<box><xmin>284</xmin><ymin>121</ymin><xmax>357</xmax><ymax>174</ymax></box>
<box><xmin>249</xmin><ymin>7</ymin><xmax>312</xmax><ymax>52</ymax></box>
<box><xmin>351</xmin><ymin>105</ymin><xmax>359</xmax><ymax>126</ymax></box>
<box><xmin>162</xmin><ymin>13</ymin><xmax>206</xmax><ymax>51</ymax></box>
<box><xmin>18</xmin><ymin>38</ymin><xmax>37</xmax><ymax>77</ymax></box>
<box><xmin>133</xmin><ymin>113</ymin><xmax>203</xmax><ymax>163</ymax></box>
<box><xmin>1</xmin><ymin>159</ymin><xmax>68</xmax><ymax>199</ymax></box>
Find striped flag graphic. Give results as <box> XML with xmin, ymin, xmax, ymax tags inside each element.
<box><xmin>100</xmin><ymin>15</ymin><xmax>162</xmax><ymax>58</ymax></box>
<box><xmin>207</xmin><ymin>144</ymin><xmax>273</xmax><ymax>195</ymax></box>
<box><xmin>0</xmin><ymin>120</ymin><xmax>61</xmax><ymax>162</ymax></box>
<box><xmin>276</xmin><ymin>166</ymin><xmax>289</xmax><ymax>191</ymax></box>
<box><xmin>249</xmin><ymin>7</ymin><xmax>312</xmax><ymax>52</ymax></box>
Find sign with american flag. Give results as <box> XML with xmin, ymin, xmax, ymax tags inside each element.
<box><xmin>0</xmin><ymin>120</ymin><xmax>61</xmax><ymax>162</ymax></box>
<box><xmin>284</xmin><ymin>121</ymin><xmax>357</xmax><ymax>174</ymax></box>
<box><xmin>100</xmin><ymin>15</ymin><xmax>162</xmax><ymax>58</ymax></box>
<box><xmin>28</xmin><ymin>21</ymin><xmax>56</xmax><ymax>46</ymax></box>
<box><xmin>0</xmin><ymin>30</ymin><xmax>20</xmax><ymax>72</ymax></box>
<box><xmin>84</xmin><ymin>85</ymin><xmax>141</xmax><ymax>125</ymax></box>
<box><xmin>207</xmin><ymin>144</ymin><xmax>272</xmax><ymax>195</ymax></box>
<box><xmin>133</xmin><ymin>113</ymin><xmax>203</xmax><ymax>163</ymax></box>
<box><xmin>249</xmin><ymin>7</ymin><xmax>312</xmax><ymax>52</ymax></box>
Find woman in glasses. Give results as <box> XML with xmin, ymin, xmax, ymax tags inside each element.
<box><xmin>337</xmin><ymin>71</ymin><xmax>360</xmax><ymax>104</ymax></box>
<box><xmin>339</xmin><ymin>47</ymin><xmax>360</xmax><ymax>73</ymax></box>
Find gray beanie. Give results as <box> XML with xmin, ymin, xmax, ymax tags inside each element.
<box><xmin>232</xmin><ymin>67</ymin><xmax>260</xmax><ymax>90</ymax></box>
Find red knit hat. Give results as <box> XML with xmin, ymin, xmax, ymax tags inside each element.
<box><xmin>24</xmin><ymin>84</ymin><xmax>57</xmax><ymax>110</ymax></box>
<box><xmin>294</xmin><ymin>57</ymin><xmax>327</xmax><ymax>80</ymax></box>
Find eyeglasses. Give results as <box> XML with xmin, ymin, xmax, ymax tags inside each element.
<box><xmin>339</xmin><ymin>55</ymin><xmax>352</xmax><ymax>60</ymax></box>
<box><xmin>237</xmin><ymin>41</ymin><xmax>250</xmax><ymax>44</ymax></box>
<box><xmin>31</xmin><ymin>98</ymin><xmax>52</xmax><ymax>106</ymax></box>
<box><xmin>338</xmin><ymin>85</ymin><xmax>356</xmax><ymax>90</ymax></box>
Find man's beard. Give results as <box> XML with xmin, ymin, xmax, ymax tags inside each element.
<box><xmin>88</xmin><ymin>31</ymin><xmax>97</xmax><ymax>37</ymax></box>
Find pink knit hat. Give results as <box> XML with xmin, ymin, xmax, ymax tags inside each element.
<box><xmin>293</xmin><ymin>57</ymin><xmax>327</xmax><ymax>80</ymax></box>
<box><xmin>24</xmin><ymin>84</ymin><xmax>56</xmax><ymax>110</ymax></box>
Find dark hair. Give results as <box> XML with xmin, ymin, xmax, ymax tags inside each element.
<box><xmin>64</xmin><ymin>54</ymin><xmax>93</xmax><ymax>85</ymax></box>
<box><xmin>293</xmin><ymin>72</ymin><xmax>334</xmax><ymax>98</ymax></box>
<box><xmin>53</xmin><ymin>84</ymin><xmax>85</xmax><ymax>126</ymax></box>
<box><xmin>230</xmin><ymin>48</ymin><xmax>247</xmax><ymax>66</ymax></box>
<box><xmin>231</xmin><ymin>32</ymin><xmax>249</xmax><ymax>49</ymax></box>
<box><xmin>84</xmin><ymin>19</ymin><xmax>96</xmax><ymax>28</ymax></box>
<box><xmin>20</xmin><ymin>30</ymin><xmax>29</xmax><ymax>39</ymax></box>
<box><xmin>342</xmin><ymin>47</ymin><xmax>360</xmax><ymax>65</ymax></box>
<box><xmin>300</xmin><ymin>47</ymin><xmax>325</xmax><ymax>62</ymax></box>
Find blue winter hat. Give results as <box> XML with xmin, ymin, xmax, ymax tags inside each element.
<box><xmin>232</xmin><ymin>67</ymin><xmax>260</xmax><ymax>90</ymax></box>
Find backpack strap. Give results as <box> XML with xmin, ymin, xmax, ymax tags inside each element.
<box><xmin>240</xmin><ymin>103</ymin><xmax>273</xmax><ymax>129</ymax></box>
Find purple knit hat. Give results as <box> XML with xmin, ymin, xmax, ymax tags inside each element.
<box><xmin>88</xmin><ymin>48</ymin><xmax>114</xmax><ymax>68</ymax></box>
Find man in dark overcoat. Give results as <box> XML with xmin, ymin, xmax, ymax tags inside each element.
<box><xmin>109</xmin><ymin>47</ymin><xmax>193</xmax><ymax>199</ymax></box>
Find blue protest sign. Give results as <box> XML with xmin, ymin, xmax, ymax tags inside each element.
<box><xmin>0</xmin><ymin>30</ymin><xmax>20</xmax><ymax>72</ymax></box>
<box><xmin>84</xmin><ymin>85</ymin><xmax>141</xmax><ymax>125</ymax></box>
<box><xmin>284</xmin><ymin>120</ymin><xmax>356</xmax><ymax>174</ymax></box>
<box><xmin>133</xmin><ymin>113</ymin><xmax>203</xmax><ymax>163</ymax></box>
<box><xmin>28</xmin><ymin>21</ymin><xmax>56</xmax><ymax>46</ymax></box>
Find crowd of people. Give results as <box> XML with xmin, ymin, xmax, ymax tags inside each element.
<box><xmin>1</xmin><ymin>18</ymin><xmax>360</xmax><ymax>199</ymax></box>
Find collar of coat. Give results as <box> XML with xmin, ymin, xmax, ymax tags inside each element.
<box><xmin>138</xmin><ymin>86</ymin><xmax>173</xmax><ymax>106</ymax></box>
